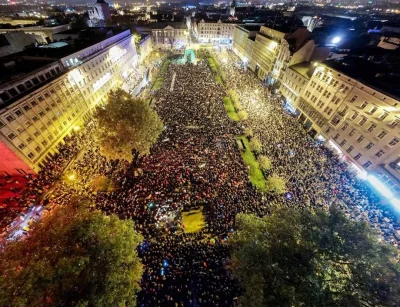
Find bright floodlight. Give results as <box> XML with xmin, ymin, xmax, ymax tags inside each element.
<box><xmin>367</xmin><ymin>175</ymin><xmax>393</xmax><ymax>198</ymax></box>
<box><xmin>391</xmin><ymin>198</ymin><xmax>400</xmax><ymax>210</ymax></box>
<box><xmin>243</xmin><ymin>57</ymin><xmax>248</xmax><ymax>63</ymax></box>
<box><xmin>332</xmin><ymin>36</ymin><xmax>342</xmax><ymax>44</ymax></box>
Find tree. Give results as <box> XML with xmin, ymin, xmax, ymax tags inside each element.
<box><xmin>257</xmin><ymin>155</ymin><xmax>272</xmax><ymax>171</ymax></box>
<box><xmin>0</xmin><ymin>198</ymin><xmax>143</xmax><ymax>307</ymax></box>
<box><xmin>249</xmin><ymin>138</ymin><xmax>262</xmax><ymax>154</ymax></box>
<box><xmin>229</xmin><ymin>208</ymin><xmax>400</xmax><ymax>307</ymax></box>
<box><xmin>94</xmin><ymin>89</ymin><xmax>163</xmax><ymax>161</ymax></box>
<box><xmin>238</xmin><ymin>110</ymin><xmax>248</xmax><ymax>121</ymax></box>
<box><xmin>244</xmin><ymin>127</ymin><xmax>253</xmax><ymax>138</ymax></box>
<box><xmin>265</xmin><ymin>175</ymin><xmax>286</xmax><ymax>194</ymax></box>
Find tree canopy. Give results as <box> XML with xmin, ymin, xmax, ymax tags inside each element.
<box><xmin>0</xmin><ymin>199</ymin><xmax>143</xmax><ymax>307</ymax></box>
<box><xmin>94</xmin><ymin>89</ymin><xmax>164</xmax><ymax>161</ymax></box>
<box><xmin>229</xmin><ymin>207</ymin><xmax>400</xmax><ymax>307</ymax></box>
<box><xmin>265</xmin><ymin>175</ymin><xmax>286</xmax><ymax>194</ymax></box>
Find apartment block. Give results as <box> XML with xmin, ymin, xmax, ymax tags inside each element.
<box><xmin>0</xmin><ymin>28</ymin><xmax>139</xmax><ymax>175</ymax></box>
<box><xmin>293</xmin><ymin>57</ymin><xmax>400</xmax><ymax>195</ymax></box>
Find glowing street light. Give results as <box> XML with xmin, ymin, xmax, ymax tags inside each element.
<box><xmin>68</xmin><ymin>173</ymin><xmax>76</xmax><ymax>181</ymax></box>
<box><xmin>332</xmin><ymin>36</ymin><xmax>342</xmax><ymax>44</ymax></box>
<box><xmin>73</xmin><ymin>125</ymin><xmax>80</xmax><ymax>132</ymax></box>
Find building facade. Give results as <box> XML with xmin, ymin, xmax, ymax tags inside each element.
<box><xmin>0</xmin><ymin>29</ymin><xmax>138</xmax><ymax>175</ymax></box>
<box><xmin>196</xmin><ymin>20</ymin><xmax>236</xmax><ymax>45</ymax></box>
<box><xmin>293</xmin><ymin>60</ymin><xmax>400</xmax><ymax>195</ymax></box>
<box><xmin>88</xmin><ymin>0</ymin><xmax>111</xmax><ymax>26</ymax></box>
<box><xmin>150</xmin><ymin>23</ymin><xmax>188</xmax><ymax>47</ymax></box>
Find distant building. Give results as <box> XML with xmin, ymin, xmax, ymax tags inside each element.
<box><xmin>88</xmin><ymin>0</ymin><xmax>111</xmax><ymax>27</ymax></box>
<box><xmin>196</xmin><ymin>20</ymin><xmax>236</xmax><ymax>45</ymax></box>
<box><xmin>0</xmin><ymin>24</ymin><xmax>71</xmax><ymax>43</ymax></box>
<box><xmin>150</xmin><ymin>23</ymin><xmax>188</xmax><ymax>47</ymax></box>
<box><xmin>0</xmin><ymin>32</ymin><xmax>41</xmax><ymax>57</ymax></box>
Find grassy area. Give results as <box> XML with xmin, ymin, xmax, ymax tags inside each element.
<box><xmin>215</xmin><ymin>75</ymin><xmax>222</xmax><ymax>84</ymax></box>
<box><xmin>236</xmin><ymin>136</ymin><xmax>267</xmax><ymax>192</ymax></box>
<box><xmin>161</xmin><ymin>59</ymin><xmax>170</xmax><ymax>73</ymax></box>
<box><xmin>152</xmin><ymin>77</ymin><xmax>164</xmax><ymax>90</ymax></box>
<box><xmin>223</xmin><ymin>97</ymin><xmax>240</xmax><ymax>121</ymax></box>
<box><xmin>182</xmin><ymin>208</ymin><xmax>205</xmax><ymax>233</ymax></box>
<box><xmin>208</xmin><ymin>57</ymin><xmax>218</xmax><ymax>72</ymax></box>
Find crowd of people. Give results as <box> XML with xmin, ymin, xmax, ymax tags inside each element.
<box><xmin>1</xmin><ymin>48</ymin><xmax>400</xmax><ymax>306</ymax></box>
<box><xmin>213</xmin><ymin>49</ymin><xmax>400</xmax><ymax>246</ymax></box>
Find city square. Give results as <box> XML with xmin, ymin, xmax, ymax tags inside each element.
<box><xmin>0</xmin><ymin>0</ymin><xmax>400</xmax><ymax>305</ymax></box>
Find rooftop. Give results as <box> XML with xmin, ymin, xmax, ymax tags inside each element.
<box><xmin>11</xmin><ymin>28</ymin><xmax>125</xmax><ymax>60</ymax></box>
<box><xmin>0</xmin><ymin>57</ymin><xmax>57</xmax><ymax>85</ymax></box>
<box><xmin>149</xmin><ymin>22</ymin><xmax>187</xmax><ymax>30</ymax></box>
<box><xmin>323</xmin><ymin>57</ymin><xmax>400</xmax><ymax>101</ymax></box>
<box><xmin>289</xmin><ymin>61</ymin><xmax>315</xmax><ymax>80</ymax></box>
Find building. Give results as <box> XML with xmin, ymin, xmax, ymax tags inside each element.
<box><xmin>232</xmin><ymin>25</ymin><xmax>259</xmax><ymax>63</ymax></box>
<box><xmin>196</xmin><ymin>19</ymin><xmax>236</xmax><ymax>45</ymax></box>
<box><xmin>0</xmin><ymin>28</ymin><xmax>139</xmax><ymax>175</ymax></box>
<box><xmin>138</xmin><ymin>34</ymin><xmax>152</xmax><ymax>62</ymax></box>
<box><xmin>150</xmin><ymin>22</ymin><xmax>188</xmax><ymax>47</ymax></box>
<box><xmin>293</xmin><ymin>57</ymin><xmax>400</xmax><ymax>198</ymax></box>
<box><xmin>0</xmin><ymin>24</ymin><xmax>71</xmax><ymax>43</ymax></box>
<box><xmin>88</xmin><ymin>0</ymin><xmax>111</xmax><ymax>27</ymax></box>
<box><xmin>0</xmin><ymin>32</ymin><xmax>42</xmax><ymax>57</ymax></box>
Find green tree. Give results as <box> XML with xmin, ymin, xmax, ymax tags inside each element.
<box><xmin>249</xmin><ymin>137</ymin><xmax>262</xmax><ymax>154</ymax></box>
<box><xmin>238</xmin><ymin>110</ymin><xmax>248</xmax><ymax>121</ymax></box>
<box><xmin>244</xmin><ymin>127</ymin><xmax>253</xmax><ymax>138</ymax></box>
<box><xmin>265</xmin><ymin>175</ymin><xmax>286</xmax><ymax>194</ymax></box>
<box><xmin>0</xmin><ymin>199</ymin><xmax>143</xmax><ymax>307</ymax></box>
<box><xmin>229</xmin><ymin>208</ymin><xmax>400</xmax><ymax>307</ymax></box>
<box><xmin>94</xmin><ymin>89</ymin><xmax>163</xmax><ymax>161</ymax></box>
<box><xmin>257</xmin><ymin>155</ymin><xmax>272</xmax><ymax>171</ymax></box>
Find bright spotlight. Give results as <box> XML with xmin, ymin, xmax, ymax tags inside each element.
<box><xmin>332</xmin><ymin>36</ymin><xmax>342</xmax><ymax>44</ymax></box>
<box><xmin>391</xmin><ymin>198</ymin><xmax>400</xmax><ymax>210</ymax></box>
<box><xmin>73</xmin><ymin>125</ymin><xmax>80</xmax><ymax>132</ymax></box>
<box><xmin>367</xmin><ymin>175</ymin><xmax>393</xmax><ymax>198</ymax></box>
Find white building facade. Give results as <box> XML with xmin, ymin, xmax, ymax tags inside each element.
<box><xmin>196</xmin><ymin>20</ymin><xmax>236</xmax><ymax>45</ymax></box>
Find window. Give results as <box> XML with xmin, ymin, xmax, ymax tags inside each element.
<box><xmin>363</xmin><ymin>161</ymin><xmax>372</xmax><ymax>168</ymax></box>
<box><xmin>354</xmin><ymin>153</ymin><xmax>362</xmax><ymax>160</ymax></box>
<box><xmin>377</xmin><ymin>131</ymin><xmax>387</xmax><ymax>139</ymax></box>
<box><xmin>341</xmin><ymin>123</ymin><xmax>349</xmax><ymax>131</ymax></box>
<box><xmin>34</xmin><ymin>146</ymin><xmax>41</xmax><ymax>153</ymax></box>
<box><xmin>339</xmin><ymin>139</ymin><xmax>347</xmax><ymax>146</ymax></box>
<box><xmin>48</xmin><ymin>134</ymin><xmax>54</xmax><ymax>142</ymax></box>
<box><xmin>389</xmin><ymin>118</ymin><xmax>399</xmax><ymax>128</ymax></box>
<box><xmin>27</xmin><ymin>152</ymin><xmax>35</xmax><ymax>160</ymax></box>
<box><xmin>25</xmin><ymin>120</ymin><xmax>31</xmax><ymax>127</ymax></box>
<box><xmin>5</xmin><ymin>114</ymin><xmax>15</xmax><ymax>122</ymax></box>
<box><xmin>26</xmin><ymin>136</ymin><xmax>33</xmax><ymax>143</ymax></box>
<box><xmin>350</xmin><ymin>95</ymin><xmax>357</xmax><ymax>102</ymax></box>
<box><xmin>41</xmin><ymin>140</ymin><xmax>48</xmax><ymax>147</ymax></box>
<box><xmin>367</xmin><ymin>123</ymin><xmax>376</xmax><ymax>132</ymax></box>
<box><xmin>38</xmin><ymin>111</ymin><xmax>45</xmax><ymax>117</ymax></box>
<box><xmin>31</xmin><ymin>100</ymin><xmax>37</xmax><ymax>107</ymax></box>
<box><xmin>33</xmin><ymin>130</ymin><xmax>40</xmax><ymax>137</ymax></box>
<box><xmin>37</xmin><ymin>96</ymin><xmax>44</xmax><ymax>102</ymax></box>
<box><xmin>32</xmin><ymin>115</ymin><xmax>39</xmax><ymax>122</ymax></box>
<box><xmin>333</xmin><ymin>134</ymin><xmax>340</xmax><ymax>140</ymax></box>
<box><xmin>356</xmin><ymin>135</ymin><xmax>365</xmax><ymax>143</ymax></box>
<box><xmin>349</xmin><ymin>129</ymin><xmax>356</xmax><ymax>136</ymax></box>
<box><xmin>18</xmin><ymin>143</ymin><xmax>26</xmax><ymax>150</ymax></box>
<box><xmin>14</xmin><ymin>109</ymin><xmax>23</xmax><ymax>117</ymax></box>
<box><xmin>360</xmin><ymin>101</ymin><xmax>368</xmax><ymax>109</ymax></box>
<box><xmin>7</xmin><ymin>132</ymin><xmax>16</xmax><ymax>140</ymax></box>
<box><xmin>369</xmin><ymin>106</ymin><xmax>377</xmax><ymax>114</ymax></box>
<box><xmin>331</xmin><ymin>116</ymin><xmax>340</xmax><ymax>126</ymax></box>
<box><xmin>22</xmin><ymin>104</ymin><xmax>31</xmax><ymax>111</ymax></box>
<box><xmin>378</xmin><ymin>112</ymin><xmax>389</xmax><ymax>120</ymax></box>
<box><xmin>16</xmin><ymin>126</ymin><xmax>24</xmax><ymax>133</ymax></box>
<box><xmin>389</xmin><ymin>138</ymin><xmax>399</xmax><ymax>146</ymax></box>
<box><xmin>375</xmin><ymin>150</ymin><xmax>385</xmax><ymax>157</ymax></box>
<box><xmin>0</xmin><ymin>120</ymin><xmax>5</xmax><ymax>128</ymax></box>
<box><xmin>346</xmin><ymin>146</ymin><xmax>354</xmax><ymax>153</ymax></box>
<box><xmin>40</xmin><ymin>125</ymin><xmax>46</xmax><ymax>132</ymax></box>
<box><xmin>358</xmin><ymin>117</ymin><xmax>367</xmax><ymax>126</ymax></box>
<box><xmin>351</xmin><ymin>112</ymin><xmax>358</xmax><ymax>120</ymax></box>
<box><xmin>365</xmin><ymin>142</ymin><xmax>374</xmax><ymax>150</ymax></box>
